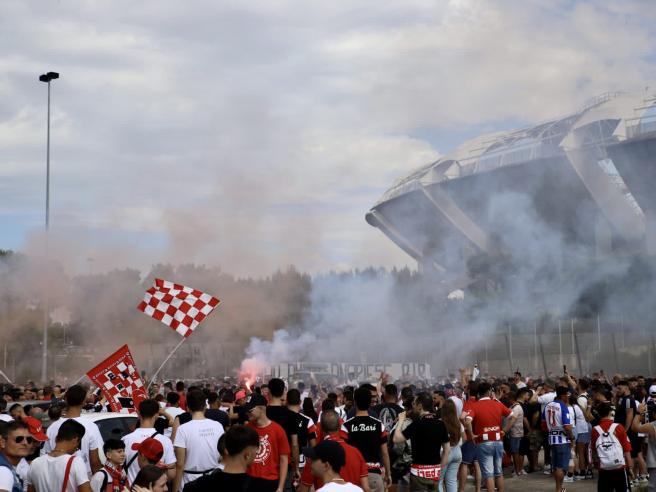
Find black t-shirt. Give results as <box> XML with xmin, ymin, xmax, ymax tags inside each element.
<box><xmin>178</xmin><ymin>409</ymin><xmax>230</xmax><ymax>429</ymax></box>
<box><xmin>373</xmin><ymin>402</ymin><xmax>403</xmax><ymax>433</ymax></box>
<box><xmin>401</xmin><ymin>414</ymin><xmax>449</xmax><ymax>465</ymax></box>
<box><xmin>182</xmin><ymin>470</ymin><xmax>260</xmax><ymax>491</ymax></box>
<box><xmin>266</xmin><ymin>405</ymin><xmax>299</xmax><ymax>444</ymax></box>
<box><xmin>344</xmin><ymin>415</ymin><xmax>387</xmax><ymax>473</ymax></box>
<box><xmin>526</xmin><ymin>402</ymin><xmax>542</xmax><ymax>430</ymax></box>
<box><xmin>295</xmin><ymin>412</ymin><xmax>316</xmax><ymax>448</ymax></box>
<box><xmin>615</xmin><ymin>395</ymin><xmax>636</xmax><ymax>428</ymax></box>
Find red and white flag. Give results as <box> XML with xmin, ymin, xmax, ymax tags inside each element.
<box><xmin>87</xmin><ymin>345</ymin><xmax>146</xmax><ymax>414</ymax></box>
<box><xmin>137</xmin><ymin>278</ymin><xmax>220</xmax><ymax>337</ymax></box>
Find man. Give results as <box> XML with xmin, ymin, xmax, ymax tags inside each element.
<box><xmin>28</xmin><ymin>420</ymin><xmax>90</xmax><ymax>492</ymax></box>
<box><xmin>183</xmin><ymin>425</ymin><xmax>261</xmax><ymax>491</ymax></box>
<box><xmin>164</xmin><ymin>392</ymin><xmax>185</xmax><ymax>439</ymax></box>
<box><xmin>245</xmin><ymin>393</ymin><xmax>289</xmax><ymax>492</ymax></box>
<box><xmin>543</xmin><ymin>387</ymin><xmax>575</xmax><ymax>492</ymax></box>
<box><xmin>305</xmin><ymin>440</ymin><xmax>363</xmax><ymax>491</ymax></box>
<box><xmin>632</xmin><ymin>399</ymin><xmax>656</xmax><ymax>491</ymax></box>
<box><xmin>592</xmin><ymin>402</ymin><xmax>633</xmax><ymax>492</ymax></box>
<box><xmin>122</xmin><ymin>399</ymin><xmax>176</xmax><ymax>484</ymax></box>
<box><xmin>460</xmin><ymin>381</ymin><xmax>481</xmax><ymax>492</ymax></box>
<box><xmin>44</xmin><ymin>385</ymin><xmax>103</xmax><ymax>475</ymax></box>
<box><xmin>286</xmin><ymin>389</ymin><xmax>316</xmax><ymax>473</ymax></box>
<box><xmin>393</xmin><ymin>392</ymin><xmax>451</xmax><ymax>492</ymax></box>
<box><xmin>432</xmin><ymin>390</ymin><xmax>445</xmax><ymax>418</ymax></box>
<box><xmin>205</xmin><ymin>392</ymin><xmax>230</xmax><ymax>428</ymax></box>
<box><xmin>373</xmin><ymin>384</ymin><xmax>403</xmax><ymax>435</ymax></box>
<box><xmin>615</xmin><ymin>380</ymin><xmax>647</xmax><ymax>484</ymax></box>
<box><xmin>576</xmin><ymin>379</ymin><xmax>593</xmax><ymax>480</ymax></box>
<box><xmin>343</xmin><ymin>387</ymin><xmax>391</xmax><ymax>492</ymax></box>
<box><xmin>265</xmin><ymin>378</ymin><xmax>300</xmax><ymax>486</ymax></box>
<box><xmin>0</xmin><ymin>421</ymin><xmax>32</xmax><ymax>492</ymax></box>
<box><xmin>298</xmin><ymin>410</ymin><xmax>370</xmax><ymax>492</ymax></box>
<box><xmin>176</xmin><ymin>382</ymin><xmax>187</xmax><ymax>411</ymax></box>
<box><xmin>465</xmin><ymin>382</ymin><xmax>515</xmax><ymax>492</ymax></box>
<box><xmin>173</xmin><ymin>389</ymin><xmax>224</xmax><ymax>492</ymax></box>
<box><xmin>508</xmin><ymin>389</ymin><xmax>529</xmax><ymax>476</ymax></box>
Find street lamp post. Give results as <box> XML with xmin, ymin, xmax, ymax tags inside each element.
<box><xmin>39</xmin><ymin>71</ymin><xmax>59</xmax><ymax>383</ymax></box>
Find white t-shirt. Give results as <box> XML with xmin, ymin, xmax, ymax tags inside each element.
<box><xmin>317</xmin><ymin>482</ymin><xmax>363</xmax><ymax>491</ymax></box>
<box><xmin>164</xmin><ymin>407</ymin><xmax>185</xmax><ymax>439</ymax></box>
<box><xmin>28</xmin><ymin>454</ymin><xmax>89</xmax><ymax>492</ymax></box>
<box><xmin>573</xmin><ymin>405</ymin><xmax>588</xmax><ymax>435</ymax></box>
<box><xmin>538</xmin><ymin>392</ymin><xmax>556</xmax><ymax>411</ymax></box>
<box><xmin>0</xmin><ymin>414</ymin><xmax>13</xmax><ymax>422</ymax></box>
<box><xmin>122</xmin><ymin>428</ymin><xmax>176</xmax><ymax>484</ymax></box>
<box><xmin>449</xmin><ymin>396</ymin><xmax>464</xmax><ymax>417</ymax></box>
<box><xmin>510</xmin><ymin>404</ymin><xmax>524</xmax><ymax>438</ymax></box>
<box><xmin>16</xmin><ymin>459</ymin><xmax>29</xmax><ymax>492</ymax></box>
<box><xmin>44</xmin><ymin>416</ymin><xmax>104</xmax><ymax>476</ymax></box>
<box><xmin>0</xmin><ymin>467</ymin><xmax>16</xmax><ymax>492</ymax></box>
<box><xmin>173</xmin><ymin>418</ymin><xmax>224</xmax><ymax>490</ymax></box>
<box><xmin>90</xmin><ymin>469</ymin><xmax>112</xmax><ymax>492</ymax></box>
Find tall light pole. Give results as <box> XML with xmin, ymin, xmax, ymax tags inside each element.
<box><xmin>39</xmin><ymin>71</ymin><xmax>59</xmax><ymax>383</ymax></box>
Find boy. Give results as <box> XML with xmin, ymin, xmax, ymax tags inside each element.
<box><xmin>90</xmin><ymin>439</ymin><xmax>127</xmax><ymax>492</ymax></box>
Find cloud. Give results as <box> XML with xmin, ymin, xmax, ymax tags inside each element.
<box><xmin>0</xmin><ymin>0</ymin><xmax>654</xmax><ymax>276</ymax></box>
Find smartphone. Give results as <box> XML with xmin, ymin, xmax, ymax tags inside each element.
<box><xmin>563</xmin><ymin>365</ymin><xmax>567</xmax><ymax>373</ymax></box>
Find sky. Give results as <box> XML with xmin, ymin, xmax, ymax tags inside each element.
<box><xmin>1</xmin><ymin>0</ymin><xmax>655</xmax><ymax>277</ymax></box>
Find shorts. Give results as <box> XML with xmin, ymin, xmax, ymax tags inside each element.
<box><xmin>550</xmin><ymin>443</ymin><xmax>571</xmax><ymax>471</ymax></box>
<box><xmin>368</xmin><ymin>473</ymin><xmax>385</xmax><ymax>492</ymax></box>
<box><xmin>461</xmin><ymin>441</ymin><xmax>478</xmax><ymax>464</ymax></box>
<box><xmin>529</xmin><ymin>430</ymin><xmax>543</xmax><ymax>451</ymax></box>
<box><xmin>576</xmin><ymin>432</ymin><xmax>590</xmax><ymax>444</ymax></box>
<box><xmin>629</xmin><ymin>434</ymin><xmax>644</xmax><ymax>458</ymax></box>
<box><xmin>509</xmin><ymin>437</ymin><xmax>522</xmax><ymax>454</ymax></box>
<box><xmin>409</xmin><ymin>474</ymin><xmax>439</xmax><ymax>492</ymax></box>
<box><xmin>476</xmin><ymin>441</ymin><xmax>504</xmax><ymax>479</ymax></box>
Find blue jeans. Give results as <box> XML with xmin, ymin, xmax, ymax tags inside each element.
<box><xmin>476</xmin><ymin>441</ymin><xmax>504</xmax><ymax>479</ymax></box>
<box><xmin>439</xmin><ymin>444</ymin><xmax>462</xmax><ymax>492</ymax></box>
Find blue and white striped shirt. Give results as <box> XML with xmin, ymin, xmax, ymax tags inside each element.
<box><xmin>543</xmin><ymin>400</ymin><xmax>571</xmax><ymax>445</ymax></box>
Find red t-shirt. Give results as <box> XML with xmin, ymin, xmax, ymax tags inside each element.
<box><xmin>178</xmin><ymin>391</ymin><xmax>187</xmax><ymax>411</ymax></box>
<box><xmin>591</xmin><ymin>418</ymin><xmax>631</xmax><ymax>468</ymax></box>
<box><xmin>466</xmin><ymin>397</ymin><xmax>511</xmax><ymax>443</ymax></box>
<box><xmin>246</xmin><ymin>421</ymin><xmax>291</xmax><ymax>481</ymax></box>
<box><xmin>300</xmin><ymin>435</ymin><xmax>368</xmax><ymax>489</ymax></box>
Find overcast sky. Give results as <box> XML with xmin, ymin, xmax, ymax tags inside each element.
<box><xmin>1</xmin><ymin>0</ymin><xmax>655</xmax><ymax>277</ymax></box>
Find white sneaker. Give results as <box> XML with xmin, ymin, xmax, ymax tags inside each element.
<box><xmin>563</xmin><ymin>475</ymin><xmax>574</xmax><ymax>483</ymax></box>
<box><xmin>543</xmin><ymin>466</ymin><xmax>552</xmax><ymax>475</ymax></box>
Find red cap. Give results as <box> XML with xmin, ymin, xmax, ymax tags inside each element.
<box><xmin>235</xmin><ymin>390</ymin><xmax>246</xmax><ymax>401</ymax></box>
<box><xmin>22</xmin><ymin>416</ymin><xmax>48</xmax><ymax>442</ymax></box>
<box><xmin>133</xmin><ymin>438</ymin><xmax>163</xmax><ymax>463</ymax></box>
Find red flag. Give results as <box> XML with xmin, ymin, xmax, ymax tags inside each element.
<box><xmin>137</xmin><ymin>278</ymin><xmax>220</xmax><ymax>337</ymax></box>
<box><xmin>86</xmin><ymin>345</ymin><xmax>146</xmax><ymax>414</ymax></box>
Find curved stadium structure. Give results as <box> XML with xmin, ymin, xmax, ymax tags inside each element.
<box><xmin>366</xmin><ymin>92</ymin><xmax>656</xmax><ymax>282</ymax></box>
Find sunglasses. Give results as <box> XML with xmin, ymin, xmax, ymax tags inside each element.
<box><xmin>13</xmin><ymin>436</ymin><xmax>34</xmax><ymax>444</ymax></box>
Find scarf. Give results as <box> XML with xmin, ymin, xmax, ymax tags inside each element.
<box><xmin>103</xmin><ymin>462</ymin><xmax>127</xmax><ymax>492</ymax></box>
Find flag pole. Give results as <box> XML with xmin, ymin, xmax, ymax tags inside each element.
<box><xmin>148</xmin><ymin>337</ymin><xmax>187</xmax><ymax>390</ymax></box>
<box><xmin>0</xmin><ymin>369</ymin><xmax>12</xmax><ymax>384</ymax></box>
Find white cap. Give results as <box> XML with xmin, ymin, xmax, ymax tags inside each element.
<box><xmin>649</xmin><ymin>385</ymin><xmax>656</xmax><ymax>395</ymax></box>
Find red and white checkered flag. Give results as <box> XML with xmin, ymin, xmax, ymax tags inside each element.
<box><xmin>137</xmin><ymin>278</ymin><xmax>220</xmax><ymax>337</ymax></box>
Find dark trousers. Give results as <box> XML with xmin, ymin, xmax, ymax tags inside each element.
<box><xmin>597</xmin><ymin>468</ymin><xmax>631</xmax><ymax>492</ymax></box>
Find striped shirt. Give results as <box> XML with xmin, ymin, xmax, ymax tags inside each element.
<box><xmin>543</xmin><ymin>400</ymin><xmax>571</xmax><ymax>444</ymax></box>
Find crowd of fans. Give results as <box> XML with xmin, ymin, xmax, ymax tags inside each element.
<box><xmin>0</xmin><ymin>367</ymin><xmax>654</xmax><ymax>492</ymax></box>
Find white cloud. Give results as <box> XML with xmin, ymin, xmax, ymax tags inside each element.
<box><xmin>0</xmin><ymin>0</ymin><xmax>654</xmax><ymax>276</ymax></box>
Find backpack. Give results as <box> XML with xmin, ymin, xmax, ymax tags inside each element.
<box><xmin>594</xmin><ymin>423</ymin><xmax>625</xmax><ymax>470</ymax></box>
<box><xmin>0</xmin><ymin>453</ymin><xmax>22</xmax><ymax>492</ymax></box>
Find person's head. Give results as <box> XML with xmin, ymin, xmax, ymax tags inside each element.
<box><xmin>268</xmin><ymin>378</ymin><xmax>285</xmax><ymax>399</ymax></box>
<box><xmin>432</xmin><ymin>390</ymin><xmax>446</xmax><ymax>408</ymax></box>
<box><xmin>48</xmin><ymin>404</ymin><xmax>63</xmax><ymax>422</ymax></box>
<box><xmin>55</xmin><ymin>419</ymin><xmax>86</xmax><ymax>453</ymax></box>
<box><xmin>133</xmin><ymin>465</ymin><xmax>167</xmax><ymax>492</ymax></box>
<box><xmin>466</xmin><ymin>380</ymin><xmax>479</xmax><ymax>398</ymax></box>
<box><xmin>354</xmin><ymin>386</ymin><xmax>372</xmax><ymax>411</ymax></box>
<box><xmin>8</xmin><ymin>403</ymin><xmax>24</xmax><ymax>419</ymax></box>
<box><xmin>597</xmin><ymin>402</ymin><xmax>613</xmax><ymax>419</ymax></box>
<box><xmin>136</xmin><ymin>437</ymin><xmax>164</xmax><ymax>469</ymax></box>
<box><xmin>617</xmin><ymin>380</ymin><xmax>630</xmax><ymax>397</ymax></box>
<box><xmin>320</xmin><ymin>409</ymin><xmax>340</xmax><ymax>433</ymax></box>
<box><xmin>223</xmin><ymin>425</ymin><xmax>260</xmax><ymax>467</ymax></box>
<box><xmin>506</xmin><ymin>391</ymin><xmax>517</xmax><ymax>404</ymax></box>
<box><xmin>286</xmin><ymin>389</ymin><xmax>301</xmax><ymax>407</ymax></box>
<box><xmin>187</xmin><ymin>389</ymin><xmax>207</xmax><ymax>413</ymax></box>
<box><xmin>476</xmin><ymin>382</ymin><xmax>491</xmax><ymax>399</ymax></box>
<box><xmin>138</xmin><ymin>399</ymin><xmax>160</xmax><ymax>420</ymax></box>
<box><xmin>175</xmin><ymin>381</ymin><xmax>185</xmax><ymax>392</ymax></box>
<box><xmin>64</xmin><ymin>385</ymin><xmax>87</xmax><ymax>408</ymax></box>
<box><xmin>307</xmin><ymin>440</ymin><xmax>345</xmax><ymax>479</ymax></box>
<box><xmin>413</xmin><ymin>392</ymin><xmax>433</xmax><ymax>413</ymax></box>
<box><xmin>517</xmin><ymin>388</ymin><xmax>531</xmax><ymax>403</ymax></box>
<box><xmin>0</xmin><ymin>421</ymin><xmax>32</xmax><ymax>463</ymax></box>
<box><xmin>384</xmin><ymin>384</ymin><xmax>398</xmax><ymax>403</ymax></box>
<box><xmin>207</xmin><ymin>392</ymin><xmax>219</xmax><ymax>408</ymax></box>
<box><xmin>556</xmin><ymin>386</ymin><xmax>570</xmax><ymax>402</ymax></box>
<box><xmin>321</xmin><ymin>398</ymin><xmax>335</xmax><ymax>412</ymax></box>
<box><xmin>166</xmin><ymin>391</ymin><xmax>180</xmax><ymax>407</ymax></box>
<box><xmin>103</xmin><ymin>439</ymin><xmax>126</xmax><ymax>466</ymax></box>
<box><xmin>246</xmin><ymin>394</ymin><xmax>268</xmax><ymax>423</ymax></box>
<box><xmin>577</xmin><ymin>379</ymin><xmax>589</xmax><ymax>393</ymax></box>
<box><xmin>302</xmin><ymin>397</ymin><xmax>316</xmax><ymax>418</ymax></box>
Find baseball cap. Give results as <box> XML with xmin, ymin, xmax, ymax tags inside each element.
<box><xmin>133</xmin><ymin>438</ymin><xmax>163</xmax><ymax>462</ymax></box>
<box><xmin>245</xmin><ymin>393</ymin><xmax>268</xmax><ymax>410</ymax></box>
<box><xmin>302</xmin><ymin>440</ymin><xmax>345</xmax><ymax>472</ymax></box>
<box><xmin>649</xmin><ymin>385</ymin><xmax>656</xmax><ymax>396</ymax></box>
<box><xmin>235</xmin><ymin>390</ymin><xmax>247</xmax><ymax>401</ymax></box>
<box><xmin>22</xmin><ymin>416</ymin><xmax>47</xmax><ymax>442</ymax></box>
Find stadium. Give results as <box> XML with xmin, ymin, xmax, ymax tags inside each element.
<box><xmin>366</xmin><ymin>91</ymin><xmax>656</xmax><ymax>280</ymax></box>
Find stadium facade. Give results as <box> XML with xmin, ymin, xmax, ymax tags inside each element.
<box><xmin>366</xmin><ymin>91</ymin><xmax>656</xmax><ymax>280</ymax></box>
